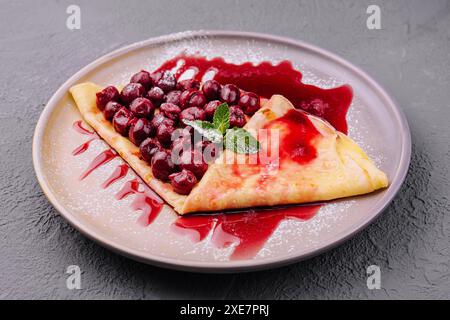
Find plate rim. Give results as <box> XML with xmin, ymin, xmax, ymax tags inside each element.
<box><xmin>32</xmin><ymin>30</ymin><xmax>411</xmax><ymax>273</ymax></box>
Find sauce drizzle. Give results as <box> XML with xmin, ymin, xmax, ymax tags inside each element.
<box><xmin>155</xmin><ymin>55</ymin><xmax>352</xmax><ymax>133</ymax></box>
<box><xmin>72</xmin><ymin>122</ymin><xmax>165</xmax><ymax>226</ymax></box>
<box><xmin>172</xmin><ymin>205</ymin><xmax>320</xmax><ymax>260</ymax></box>
<box><xmin>265</xmin><ymin>109</ymin><xmax>320</xmax><ymax>164</ymax></box>
<box><xmin>79</xmin><ymin>149</ymin><xmax>117</xmax><ymax>180</ymax></box>
<box><xmin>72</xmin><ymin>120</ymin><xmax>98</xmax><ymax>155</ymax></box>
<box><xmin>115</xmin><ymin>178</ymin><xmax>164</xmax><ymax>226</ymax></box>
<box><xmin>72</xmin><ymin>138</ymin><xmax>96</xmax><ymax>156</ymax></box>
<box><xmin>101</xmin><ymin>164</ymin><xmax>129</xmax><ymax>189</ymax></box>
<box><xmin>73</xmin><ymin>120</ymin><xmax>96</xmax><ymax>136</ymax></box>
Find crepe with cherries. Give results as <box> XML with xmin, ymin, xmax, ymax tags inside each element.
<box><xmin>70</xmin><ymin>78</ymin><xmax>388</xmax><ymax>214</ymax></box>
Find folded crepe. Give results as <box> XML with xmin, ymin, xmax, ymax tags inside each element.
<box><xmin>70</xmin><ymin>83</ymin><xmax>388</xmax><ymax>214</ymax></box>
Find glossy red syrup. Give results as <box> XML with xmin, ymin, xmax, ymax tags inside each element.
<box><xmin>230</xmin><ymin>108</ymin><xmax>319</xmax><ymax>187</ymax></box>
<box><xmin>115</xmin><ymin>178</ymin><xmax>164</xmax><ymax>226</ymax></box>
<box><xmin>79</xmin><ymin>149</ymin><xmax>117</xmax><ymax>180</ymax></box>
<box><xmin>73</xmin><ymin>120</ymin><xmax>95</xmax><ymax>136</ymax></box>
<box><xmin>72</xmin><ymin>121</ymin><xmax>98</xmax><ymax>155</ymax></box>
<box><xmin>172</xmin><ymin>205</ymin><xmax>320</xmax><ymax>260</ymax></box>
<box><xmin>101</xmin><ymin>164</ymin><xmax>129</xmax><ymax>189</ymax></box>
<box><xmin>265</xmin><ymin>109</ymin><xmax>320</xmax><ymax>164</ymax></box>
<box><xmin>72</xmin><ymin>138</ymin><xmax>96</xmax><ymax>156</ymax></box>
<box><xmin>72</xmin><ymin>121</ymin><xmax>165</xmax><ymax>226</ymax></box>
<box><xmin>154</xmin><ymin>55</ymin><xmax>352</xmax><ymax>133</ymax></box>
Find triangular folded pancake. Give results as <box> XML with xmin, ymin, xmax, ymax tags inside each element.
<box><xmin>70</xmin><ymin>83</ymin><xmax>388</xmax><ymax>214</ymax></box>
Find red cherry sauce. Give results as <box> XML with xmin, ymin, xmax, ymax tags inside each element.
<box><xmin>79</xmin><ymin>149</ymin><xmax>117</xmax><ymax>180</ymax></box>
<box><xmin>229</xmin><ymin>108</ymin><xmax>320</xmax><ymax>192</ymax></box>
<box><xmin>73</xmin><ymin>120</ymin><xmax>95</xmax><ymax>135</ymax></box>
<box><xmin>72</xmin><ymin>120</ymin><xmax>98</xmax><ymax>155</ymax></box>
<box><xmin>72</xmin><ymin>121</ymin><xmax>164</xmax><ymax>226</ymax></box>
<box><xmin>154</xmin><ymin>55</ymin><xmax>352</xmax><ymax>133</ymax></box>
<box><xmin>101</xmin><ymin>164</ymin><xmax>129</xmax><ymax>189</ymax></box>
<box><xmin>264</xmin><ymin>109</ymin><xmax>320</xmax><ymax>164</ymax></box>
<box><xmin>115</xmin><ymin>178</ymin><xmax>164</xmax><ymax>226</ymax></box>
<box><xmin>172</xmin><ymin>205</ymin><xmax>320</xmax><ymax>260</ymax></box>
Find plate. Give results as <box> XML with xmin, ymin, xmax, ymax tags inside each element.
<box><xmin>32</xmin><ymin>31</ymin><xmax>411</xmax><ymax>272</ymax></box>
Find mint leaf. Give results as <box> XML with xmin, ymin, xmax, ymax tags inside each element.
<box><xmin>224</xmin><ymin>127</ymin><xmax>260</xmax><ymax>154</ymax></box>
<box><xmin>213</xmin><ymin>103</ymin><xmax>230</xmax><ymax>134</ymax></box>
<box><xmin>182</xmin><ymin>119</ymin><xmax>223</xmax><ymax>144</ymax></box>
<box><xmin>183</xmin><ymin>110</ymin><xmax>260</xmax><ymax>155</ymax></box>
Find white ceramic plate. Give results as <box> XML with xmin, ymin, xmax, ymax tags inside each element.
<box><xmin>32</xmin><ymin>31</ymin><xmax>411</xmax><ymax>272</ymax></box>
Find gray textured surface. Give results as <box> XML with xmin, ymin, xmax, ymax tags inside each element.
<box><xmin>0</xmin><ymin>0</ymin><xmax>449</xmax><ymax>299</ymax></box>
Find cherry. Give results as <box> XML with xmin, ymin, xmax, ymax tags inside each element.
<box><xmin>149</xmin><ymin>71</ymin><xmax>163</xmax><ymax>85</ymax></box>
<box><xmin>220</xmin><ymin>84</ymin><xmax>240</xmax><ymax>104</ymax></box>
<box><xmin>179</xmin><ymin>150</ymin><xmax>208</xmax><ymax>179</ymax></box>
<box><xmin>179</xmin><ymin>90</ymin><xmax>194</xmax><ymax>109</ymax></box>
<box><xmin>195</xmin><ymin>140</ymin><xmax>221</xmax><ymax>164</ymax></box>
<box><xmin>155</xmin><ymin>71</ymin><xmax>177</xmax><ymax>93</ymax></box>
<box><xmin>103</xmin><ymin>101</ymin><xmax>123</xmax><ymax>121</ymax></box>
<box><xmin>180</xmin><ymin>107</ymin><xmax>206</xmax><ymax>123</ymax></box>
<box><xmin>130</xmin><ymin>70</ymin><xmax>153</xmax><ymax>90</ymax></box>
<box><xmin>129</xmin><ymin>97</ymin><xmax>155</xmax><ymax>118</ymax></box>
<box><xmin>171</xmin><ymin>129</ymin><xmax>193</xmax><ymax>163</ymax></box>
<box><xmin>96</xmin><ymin>86</ymin><xmax>120</xmax><ymax>110</ymax></box>
<box><xmin>229</xmin><ymin>105</ymin><xmax>246</xmax><ymax>128</ymax></box>
<box><xmin>169</xmin><ymin>169</ymin><xmax>197</xmax><ymax>195</ymax></box>
<box><xmin>202</xmin><ymin>80</ymin><xmax>222</xmax><ymax>101</ymax></box>
<box><xmin>147</xmin><ymin>87</ymin><xmax>165</xmax><ymax>106</ymax></box>
<box><xmin>156</xmin><ymin>122</ymin><xmax>175</xmax><ymax>147</ymax></box>
<box><xmin>140</xmin><ymin>138</ymin><xmax>162</xmax><ymax>163</ymax></box>
<box><xmin>204</xmin><ymin>100</ymin><xmax>222</xmax><ymax>120</ymax></box>
<box><xmin>112</xmin><ymin>107</ymin><xmax>134</xmax><ymax>136</ymax></box>
<box><xmin>172</xmin><ymin>136</ymin><xmax>192</xmax><ymax>156</ymax></box>
<box><xmin>151</xmin><ymin>151</ymin><xmax>176</xmax><ymax>181</ymax></box>
<box><xmin>120</xmin><ymin>83</ymin><xmax>144</xmax><ymax>105</ymax></box>
<box><xmin>177</xmin><ymin>79</ymin><xmax>200</xmax><ymax>91</ymax></box>
<box><xmin>165</xmin><ymin>90</ymin><xmax>182</xmax><ymax>105</ymax></box>
<box><xmin>180</xmin><ymin>90</ymin><xmax>207</xmax><ymax>109</ymax></box>
<box><xmin>160</xmin><ymin>103</ymin><xmax>181</xmax><ymax>122</ymax></box>
<box><xmin>128</xmin><ymin>117</ymin><xmax>138</xmax><ymax>128</ymax></box>
<box><xmin>151</xmin><ymin>113</ymin><xmax>175</xmax><ymax>129</ymax></box>
<box><xmin>128</xmin><ymin>118</ymin><xmax>155</xmax><ymax>146</ymax></box>
<box><xmin>239</xmin><ymin>92</ymin><xmax>260</xmax><ymax>115</ymax></box>
<box><xmin>188</xmin><ymin>91</ymin><xmax>207</xmax><ymax>109</ymax></box>
<box><xmin>171</xmin><ymin>126</ymin><xmax>194</xmax><ymax>144</ymax></box>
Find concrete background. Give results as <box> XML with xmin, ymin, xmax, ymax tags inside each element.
<box><xmin>0</xmin><ymin>0</ymin><xmax>449</xmax><ymax>299</ymax></box>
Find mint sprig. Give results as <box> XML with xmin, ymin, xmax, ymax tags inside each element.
<box><xmin>182</xmin><ymin>103</ymin><xmax>260</xmax><ymax>154</ymax></box>
<box><xmin>213</xmin><ymin>103</ymin><xmax>230</xmax><ymax>134</ymax></box>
